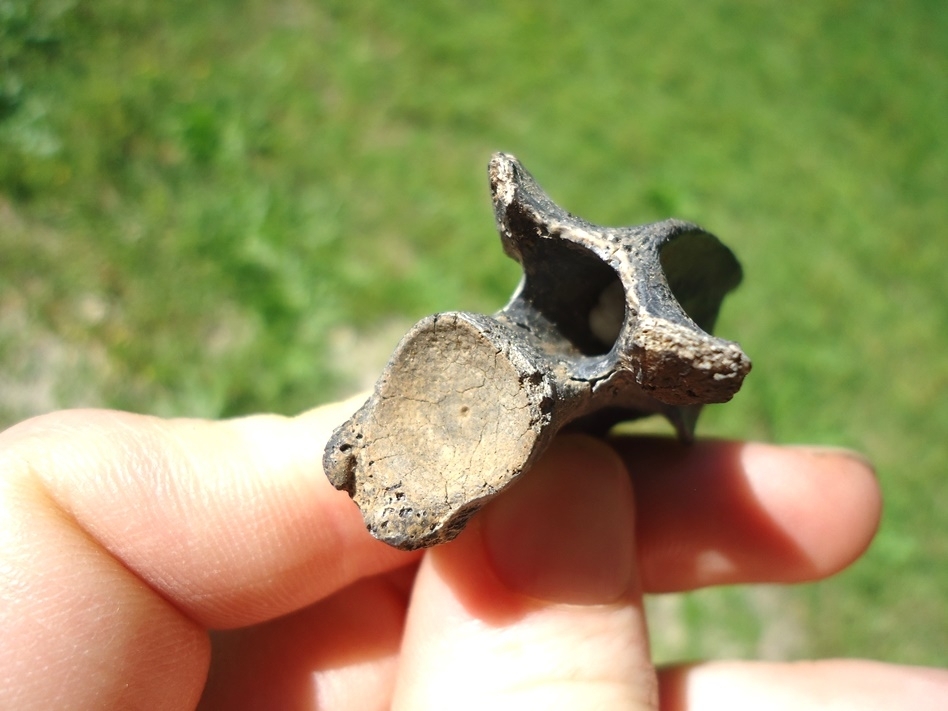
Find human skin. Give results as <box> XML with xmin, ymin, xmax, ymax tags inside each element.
<box><xmin>0</xmin><ymin>395</ymin><xmax>945</xmax><ymax>709</ymax></box>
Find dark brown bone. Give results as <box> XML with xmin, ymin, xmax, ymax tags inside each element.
<box><xmin>323</xmin><ymin>153</ymin><xmax>751</xmax><ymax>550</ymax></box>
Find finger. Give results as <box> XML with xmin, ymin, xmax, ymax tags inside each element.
<box><xmin>611</xmin><ymin>438</ymin><xmax>881</xmax><ymax>592</ymax></box>
<box><xmin>658</xmin><ymin>659</ymin><xmax>948</xmax><ymax>710</ymax></box>
<box><xmin>199</xmin><ymin>563</ymin><xmax>418</xmax><ymax>711</ymax></box>
<box><xmin>1</xmin><ymin>396</ymin><xmax>417</xmax><ymax>629</ymax></box>
<box><xmin>393</xmin><ymin>435</ymin><xmax>660</xmax><ymax>711</ymax></box>
<box><xmin>0</xmin><ymin>464</ymin><xmax>209</xmax><ymax>710</ymax></box>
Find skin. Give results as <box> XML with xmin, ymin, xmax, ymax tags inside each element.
<box><xmin>0</xmin><ymin>394</ymin><xmax>945</xmax><ymax>710</ymax></box>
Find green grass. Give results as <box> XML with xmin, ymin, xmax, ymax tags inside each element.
<box><xmin>2</xmin><ymin>0</ymin><xmax>946</xmax><ymax>666</ymax></box>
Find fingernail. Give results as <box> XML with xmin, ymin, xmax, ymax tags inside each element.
<box><xmin>786</xmin><ymin>444</ymin><xmax>875</xmax><ymax>472</ymax></box>
<box><xmin>481</xmin><ymin>435</ymin><xmax>636</xmax><ymax>604</ymax></box>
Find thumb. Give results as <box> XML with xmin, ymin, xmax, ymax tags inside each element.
<box><xmin>393</xmin><ymin>435</ymin><xmax>657</xmax><ymax>711</ymax></box>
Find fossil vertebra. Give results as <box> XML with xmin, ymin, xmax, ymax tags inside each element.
<box><xmin>324</xmin><ymin>153</ymin><xmax>750</xmax><ymax>550</ymax></box>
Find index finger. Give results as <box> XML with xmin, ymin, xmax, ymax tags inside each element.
<box><xmin>1</xmin><ymin>395</ymin><xmax>417</xmax><ymax>629</ymax></box>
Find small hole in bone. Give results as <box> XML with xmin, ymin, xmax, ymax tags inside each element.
<box><xmin>588</xmin><ymin>281</ymin><xmax>625</xmax><ymax>348</ymax></box>
<box><xmin>659</xmin><ymin>229</ymin><xmax>742</xmax><ymax>332</ymax></box>
<box><xmin>514</xmin><ymin>238</ymin><xmax>626</xmax><ymax>356</ymax></box>
<box><xmin>459</xmin><ymin>405</ymin><xmax>470</xmax><ymax>416</ymax></box>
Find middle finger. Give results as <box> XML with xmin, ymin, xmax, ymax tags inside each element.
<box><xmin>611</xmin><ymin>438</ymin><xmax>880</xmax><ymax>593</ymax></box>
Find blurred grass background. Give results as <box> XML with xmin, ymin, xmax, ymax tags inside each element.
<box><xmin>2</xmin><ymin>0</ymin><xmax>945</xmax><ymax>667</ymax></box>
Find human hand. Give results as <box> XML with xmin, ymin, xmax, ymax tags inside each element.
<box><xmin>1</xmin><ymin>397</ymin><xmax>945</xmax><ymax>709</ymax></box>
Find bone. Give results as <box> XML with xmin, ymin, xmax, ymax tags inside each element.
<box><xmin>323</xmin><ymin>153</ymin><xmax>751</xmax><ymax>550</ymax></box>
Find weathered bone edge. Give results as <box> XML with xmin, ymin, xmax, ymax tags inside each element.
<box><xmin>323</xmin><ymin>153</ymin><xmax>751</xmax><ymax>550</ymax></box>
